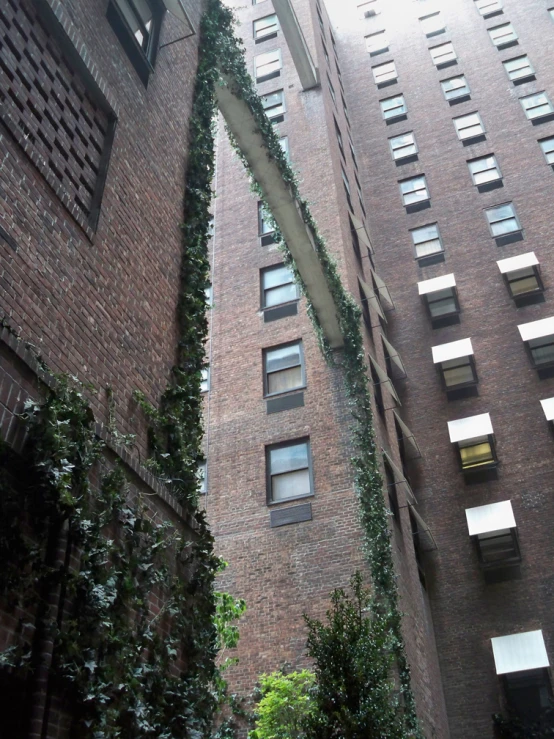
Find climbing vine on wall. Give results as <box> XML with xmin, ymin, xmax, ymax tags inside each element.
<box><xmin>195</xmin><ymin>1</ymin><xmax>422</xmax><ymax>735</ymax></box>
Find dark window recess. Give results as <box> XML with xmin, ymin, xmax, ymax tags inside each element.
<box><xmin>504</xmin><ymin>669</ymin><xmax>553</xmax><ymax>724</ymax></box>
<box><xmin>0</xmin><ymin>0</ymin><xmax>116</xmax><ymax>231</ymax></box>
<box><xmin>267</xmin><ymin>392</ymin><xmax>304</xmax><ymax>414</ymax></box>
<box><xmin>384</xmin><ymin>459</ymin><xmax>400</xmax><ymax>523</ymax></box>
<box><xmin>371</xmin><ymin>363</ymin><xmax>384</xmax><ymax>417</ymax></box>
<box><xmin>350</xmin><ymin>215</ymin><xmax>362</xmax><ymax>264</ymax></box>
<box><xmin>259</xmin><ymin>202</ymin><xmax>277</xmax><ymax>245</ymax></box>
<box><xmin>409</xmin><ymin>509</ymin><xmax>426</xmax><ymax>589</ymax></box>
<box><xmin>395</xmin><ymin>417</ymin><xmax>410</xmax><ymax>480</ymax></box>
<box><xmin>107</xmin><ymin>0</ymin><xmax>164</xmax><ymax>86</ymax></box>
<box><xmin>270</xmin><ymin>502</ymin><xmax>312</xmax><ymax>528</ymax></box>
<box><xmin>264</xmin><ymin>302</ymin><xmax>298</xmax><ymax>322</ymax></box>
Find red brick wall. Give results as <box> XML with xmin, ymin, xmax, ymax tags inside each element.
<box><xmin>333</xmin><ymin>0</ymin><xmax>554</xmax><ymax>735</ymax></box>
<box><xmin>206</xmin><ymin>1</ymin><xmax>450</xmax><ymax>735</ymax></box>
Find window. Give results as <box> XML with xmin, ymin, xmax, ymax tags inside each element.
<box><xmin>255</xmin><ymin>49</ymin><xmax>282</xmax><ymax>83</ymax></box>
<box><xmin>520</xmin><ymin>92</ymin><xmax>554</xmax><ymax>122</ymax></box>
<box><xmin>448</xmin><ymin>413</ymin><xmax>497</xmax><ymax>472</ymax></box>
<box><xmin>317</xmin><ymin>6</ymin><xmax>325</xmax><ymax>33</ymax></box>
<box><xmin>342</xmin><ymin>94</ymin><xmax>351</xmax><ymax>126</ymax></box>
<box><xmin>468</xmin><ymin>155</ymin><xmax>502</xmax><ymax>186</ymax></box>
<box><xmin>349</xmin><ymin>136</ymin><xmax>359</xmax><ymax>169</ymax></box>
<box><xmin>541</xmin><ymin>397</ymin><xmax>554</xmax><ymax>427</ymax></box>
<box><xmin>261</xmin><ymin>264</ymin><xmax>299</xmax><ymax>308</ymax></box>
<box><xmin>399</xmin><ymin>175</ymin><xmax>429</xmax><ymax>206</ymax></box>
<box><xmin>264</xmin><ymin>342</ymin><xmax>305</xmax><ymax>396</ymax></box>
<box><xmin>411</xmin><ymin>223</ymin><xmax>443</xmax><ymax>259</ymax></box>
<box><xmin>485</xmin><ymin>202</ymin><xmax>520</xmax><ymax>237</ymax></box>
<box><xmin>418</xmin><ymin>273</ymin><xmax>459</xmax><ymax>322</ymax></box>
<box><xmin>254</xmin><ymin>14</ymin><xmax>279</xmax><ymax>41</ymax></box>
<box><xmin>419</xmin><ymin>12</ymin><xmax>445</xmax><ymax>36</ymax></box>
<box><xmin>279</xmin><ymin>136</ymin><xmax>290</xmax><ymax>161</ymax></box>
<box><xmin>328</xmin><ymin>74</ymin><xmax>337</xmax><ymax>105</ymax></box>
<box><xmin>258</xmin><ymin>202</ymin><xmax>276</xmax><ymax>245</ymax></box>
<box><xmin>371</xmin><ymin>362</ymin><xmax>384</xmax><ymax>416</ymax></box>
<box><xmin>389</xmin><ymin>131</ymin><xmax>418</xmax><ymax>160</ymax></box>
<box><xmin>261</xmin><ymin>90</ymin><xmax>285</xmax><ymax>122</ymax></box>
<box><xmin>201</xmin><ymin>367</ymin><xmax>210</xmax><ymax>393</ymax></box>
<box><xmin>107</xmin><ymin>0</ymin><xmax>163</xmax><ymax>85</ymax></box>
<box><xmin>432</xmin><ymin>338</ymin><xmax>477</xmax><ymax>390</ymax></box>
<box><xmin>384</xmin><ymin>459</ymin><xmax>400</xmax><ymax>522</ymax></box>
<box><xmin>253</xmin><ymin>0</ymin><xmax>268</xmax><ymax>4</ymax></box>
<box><xmin>365</xmin><ymin>30</ymin><xmax>389</xmax><ymax>56</ymax></box>
<box><xmin>380</xmin><ymin>94</ymin><xmax>407</xmax><ymax>121</ymax></box>
<box><xmin>441</xmin><ymin>75</ymin><xmax>470</xmax><ymax>101</ymax></box>
<box><xmin>466</xmin><ymin>501</ymin><xmax>520</xmax><ymax>569</ymax></box>
<box><xmin>267</xmin><ymin>439</ymin><xmax>313</xmax><ymax>502</ymax></box>
<box><xmin>550</xmin><ymin>7</ymin><xmax>554</xmax><ymax>21</ymax></box>
<box><xmin>321</xmin><ymin>38</ymin><xmax>329</xmax><ymax>64</ymax></box>
<box><xmin>503</xmin><ymin>55</ymin><xmax>535</xmax><ymax>83</ymax></box>
<box><xmin>540</xmin><ymin>137</ymin><xmax>554</xmax><ymax>165</ymax></box>
<box><xmin>197</xmin><ymin>461</ymin><xmax>207</xmax><ymax>494</ymax></box>
<box><xmin>430</xmin><ymin>42</ymin><xmax>457</xmax><ymax>67</ymax></box>
<box><xmin>474</xmin><ymin>0</ymin><xmax>503</xmax><ymax>17</ymax></box>
<box><xmin>373</xmin><ymin>61</ymin><xmax>397</xmax><ymax>86</ymax></box>
<box><xmin>334</xmin><ymin>118</ymin><xmax>345</xmax><ymax>158</ymax></box>
<box><xmin>497</xmin><ymin>252</ymin><xmax>543</xmax><ymax>301</ymax></box>
<box><xmin>358</xmin><ymin>0</ymin><xmax>380</xmax><ymax>17</ymax></box>
<box><xmin>518</xmin><ymin>317</ymin><xmax>554</xmax><ymax>368</ymax></box>
<box><xmin>454</xmin><ymin>112</ymin><xmax>485</xmax><ymax>141</ymax></box>
<box><xmin>488</xmin><ymin>22</ymin><xmax>517</xmax><ymax>48</ymax></box>
<box><xmin>341</xmin><ymin>166</ymin><xmax>353</xmax><ymax>209</ymax></box>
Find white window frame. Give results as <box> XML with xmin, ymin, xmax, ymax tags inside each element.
<box><xmin>503</xmin><ymin>55</ymin><xmax>535</xmax><ymax>83</ymax></box>
<box><xmin>254</xmin><ymin>49</ymin><xmax>282</xmax><ymax>82</ymax></box>
<box><xmin>253</xmin><ymin>14</ymin><xmax>279</xmax><ymax>41</ymax></box>
<box><xmin>474</xmin><ymin>0</ymin><xmax>503</xmax><ymax>17</ymax></box>
<box><xmin>261</xmin><ymin>89</ymin><xmax>285</xmax><ymax>121</ymax></box>
<box><xmin>520</xmin><ymin>92</ymin><xmax>554</xmax><ymax>121</ymax></box>
<box><xmin>373</xmin><ymin>60</ymin><xmax>397</xmax><ymax>86</ymax></box>
<box><xmin>419</xmin><ymin>11</ymin><xmax>445</xmax><ymax>37</ymax></box>
<box><xmin>453</xmin><ymin>112</ymin><xmax>485</xmax><ymax>141</ymax></box>
<box><xmin>468</xmin><ymin>154</ymin><xmax>502</xmax><ymax>186</ymax></box>
<box><xmin>441</xmin><ymin>75</ymin><xmax>470</xmax><ymax>101</ymax></box>
<box><xmin>488</xmin><ymin>22</ymin><xmax>518</xmax><ymax>48</ymax></box>
<box><xmin>365</xmin><ymin>30</ymin><xmax>389</xmax><ymax>55</ymax></box>
<box><xmin>430</xmin><ymin>42</ymin><xmax>456</xmax><ymax>67</ymax></box>
<box><xmin>380</xmin><ymin>94</ymin><xmax>407</xmax><ymax>121</ymax></box>
<box><xmin>389</xmin><ymin>131</ymin><xmax>417</xmax><ymax>161</ymax></box>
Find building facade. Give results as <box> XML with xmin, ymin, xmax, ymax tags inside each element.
<box><xmin>0</xmin><ymin>0</ymin><xmax>206</xmax><ymax>736</ymax></box>
<box><xmin>206</xmin><ymin>0</ymin><xmax>554</xmax><ymax>736</ymax></box>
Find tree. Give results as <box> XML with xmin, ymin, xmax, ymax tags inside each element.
<box><xmin>248</xmin><ymin>670</ymin><xmax>316</xmax><ymax>739</ymax></box>
<box><xmin>303</xmin><ymin>572</ymin><xmax>408</xmax><ymax>739</ymax></box>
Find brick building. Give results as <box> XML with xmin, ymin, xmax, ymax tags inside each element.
<box><xmin>206</xmin><ymin>0</ymin><xmax>554</xmax><ymax>736</ymax></box>
<box><xmin>0</xmin><ymin>0</ymin><xmax>206</xmax><ymax>735</ymax></box>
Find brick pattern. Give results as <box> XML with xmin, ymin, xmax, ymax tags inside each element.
<box><xmin>0</xmin><ymin>0</ymin><xmax>111</xmax><ymax>225</ymax></box>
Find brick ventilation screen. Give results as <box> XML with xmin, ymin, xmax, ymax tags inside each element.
<box><xmin>0</xmin><ymin>0</ymin><xmax>110</xmax><ymax>222</ymax></box>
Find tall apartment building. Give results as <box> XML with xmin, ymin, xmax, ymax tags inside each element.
<box><xmin>206</xmin><ymin>0</ymin><xmax>554</xmax><ymax>736</ymax></box>
<box><xmin>0</xmin><ymin>0</ymin><xmax>206</xmax><ymax>735</ymax></box>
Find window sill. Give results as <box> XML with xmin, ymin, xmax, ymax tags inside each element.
<box><xmin>385</xmin><ymin>113</ymin><xmax>408</xmax><ymax>125</ymax></box>
<box><xmin>426</xmin><ymin>29</ymin><xmax>446</xmax><ymax>38</ymax></box>
<box><xmin>369</xmin><ymin>47</ymin><xmax>390</xmax><ymax>57</ymax></box>
<box><xmin>477</xmin><ymin>179</ymin><xmax>503</xmax><ymax>193</ymax></box>
<box><xmin>265</xmin><ymin>385</ymin><xmax>306</xmax><ymax>400</ymax></box>
<box><xmin>377</xmin><ymin>78</ymin><xmax>398</xmax><ymax>90</ymax></box>
<box><xmin>256</xmin><ymin>70</ymin><xmax>281</xmax><ymax>84</ymax></box>
<box><xmin>530</xmin><ymin>111</ymin><xmax>554</xmax><ymax>126</ymax></box>
<box><xmin>494</xmin><ymin>230</ymin><xmax>523</xmax><ymax>247</ymax></box>
<box><xmin>494</xmin><ymin>39</ymin><xmax>518</xmax><ymax>51</ymax></box>
<box><xmin>431</xmin><ymin>313</ymin><xmax>460</xmax><ymax>329</ymax></box>
<box><xmin>512</xmin><ymin>74</ymin><xmax>536</xmax><ymax>86</ymax></box>
<box><xmin>417</xmin><ymin>252</ymin><xmax>445</xmax><ymax>268</ymax></box>
<box><xmin>255</xmin><ymin>32</ymin><xmax>278</xmax><ymax>44</ymax></box>
<box><xmin>263</xmin><ymin>301</ymin><xmax>299</xmax><ymax>322</ymax></box>
<box><xmin>395</xmin><ymin>154</ymin><xmax>419</xmax><ymax>166</ymax></box>
<box><xmin>268</xmin><ymin>114</ymin><xmax>285</xmax><ymax>124</ymax></box>
<box><xmin>405</xmin><ymin>199</ymin><xmax>431</xmax><ymax>214</ymax></box>
<box><xmin>268</xmin><ymin>492</ymin><xmax>314</xmax><ymax>507</ymax></box>
<box><xmin>461</xmin><ymin>133</ymin><xmax>487</xmax><ymax>146</ymax></box>
<box><xmin>448</xmin><ymin>94</ymin><xmax>471</xmax><ymax>106</ymax></box>
<box><xmin>435</xmin><ymin>58</ymin><xmax>457</xmax><ymax>70</ymax></box>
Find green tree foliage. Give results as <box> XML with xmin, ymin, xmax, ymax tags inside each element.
<box><xmin>303</xmin><ymin>573</ymin><xmax>407</xmax><ymax>739</ymax></box>
<box><xmin>493</xmin><ymin>707</ymin><xmax>554</xmax><ymax>738</ymax></box>
<box><xmin>248</xmin><ymin>671</ymin><xmax>316</xmax><ymax>739</ymax></box>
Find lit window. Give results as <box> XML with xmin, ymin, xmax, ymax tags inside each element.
<box><xmin>197</xmin><ymin>461</ymin><xmax>207</xmax><ymax>494</ymax></box>
<box><xmin>432</xmin><ymin>338</ymin><xmax>477</xmax><ymax>390</ymax></box>
<box><xmin>468</xmin><ymin>155</ymin><xmax>502</xmax><ymax>186</ymax></box>
<box><xmin>358</xmin><ymin>0</ymin><xmax>380</xmax><ymax>18</ymax></box>
<box><xmin>107</xmin><ymin>0</ymin><xmax>163</xmax><ymax>84</ymax></box>
<box><xmin>261</xmin><ymin>90</ymin><xmax>285</xmax><ymax>122</ymax></box>
<box><xmin>399</xmin><ymin>175</ymin><xmax>429</xmax><ymax>206</ymax></box>
<box><xmin>518</xmin><ymin>317</ymin><xmax>554</xmax><ymax>369</ymax></box>
<box><xmin>255</xmin><ymin>49</ymin><xmax>282</xmax><ymax>83</ymax></box>
<box><xmin>448</xmin><ymin>413</ymin><xmax>497</xmax><ymax>472</ymax></box>
<box><xmin>488</xmin><ymin>22</ymin><xmax>517</xmax><ymax>48</ymax></box>
<box><xmin>201</xmin><ymin>367</ymin><xmax>210</xmax><ymax>393</ymax></box>
<box><xmin>491</xmin><ymin>630</ymin><xmax>552</xmax><ymax>724</ymax></box>
<box><xmin>254</xmin><ymin>14</ymin><xmax>279</xmax><ymax>41</ymax></box>
<box><xmin>497</xmin><ymin>252</ymin><xmax>543</xmax><ymax>301</ymax></box>
<box><xmin>261</xmin><ymin>264</ymin><xmax>299</xmax><ymax>309</ymax></box>
<box><xmin>328</xmin><ymin>74</ymin><xmax>337</xmax><ymax>105</ymax></box>
<box><xmin>411</xmin><ymin>223</ymin><xmax>443</xmax><ymax>259</ymax></box>
<box><xmin>474</xmin><ymin>0</ymin><xmax>503</xmax><ymax>17</ymax></box>
<box><xmin>540</xmin><ymin>136</ymin><xmax>554</xmax><ymax>165</ymax></box>
<box><xmin>264</xmin><ymin>342</ymin><xmax>305</xmax><ymax>396</ymax></box>
<box><xmin>430</xmin><ymin>42</ymin><xmax>457</xmax><ymax>67</ymax></box>
<box><xmin>503</xmin><ymin>55</ymin><xmax>535</xmax><ymax>83</ymax></box>
<box><xmin>419</xmin><ymin>12</ymin><xmax>445</xmax><ymax>36</ymax></box>
<box><xmin>454</xmin><ymin>111</ymin><xmax>485</xmax><ymax>141</ymax></box>
<box><xmin>485</xmin><ymin>202</ymin><xmax>520</xmax><ymax>237</ymax></box>
<box><xmin>373</xmin><ymin>61</ymin><xmax>397</xmax><ymax>86</ymax></box>
<box><xmin>389</xmin><ymin>131</ymin><xmax>418</xmax><ymax>160</ymax></box>
<box><xmin>267</xmin><ymin>439</ymin><xmax>313</xmax><ymax>502</ymax></box>
<box><xmin>341</xmin><ymin>166</ymin><xmax>353</xmax><ymax>209</ymax></box>
<box><xmin>380</xmin><ymin>94</ymin><xmax>407</xmax><ymax>121</ymax></box>
<box><xmin>466</xmin><ymin>501</ymin><xmax>520</xmax><ymax>569</ymax></box>
<box><xmin>520</xmin><ymin>92</ymin><xmax>554</xmax><ymax>121</ymax></box>
<box><xmin>441</xmin><ymin>75</ymin><xmax>470</xmax><ymax>101</ymax></box>
<box><xmin>418</xmin><ymin>273</ymin><xmax>460</xmax><ymax>323</ymax></box>
<box><xmin>279</xmin><ymin>136</ymin><xmax>289</xmax><ymax>161</ymax></box>
<box><xmin>365</xmin><ymin>30</ymin><xmax>389</xmax><ymax>55</ymax></box>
